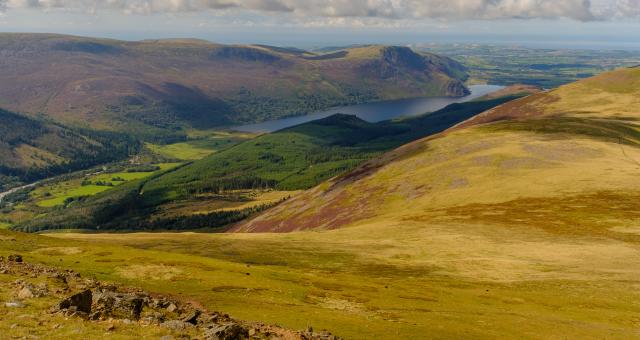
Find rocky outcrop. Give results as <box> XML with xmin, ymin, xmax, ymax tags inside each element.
<box><xmin>1</xmin><ymin>254</ymin><xmax>341</xmax><ymax>339</ymax></box>
<box><xmin>382</xmin><ymin>46</ymin><xmax>427</xmax><ymax>70</ymax></box>
<box><xmin>57</xmin><ymin>289</ymin><xmax>93</xmax><ymax>315</ymax></box>
<box><xmin>7</xmin><ymin>254</ymin><xmax>22</xmax><ymax>262</ymax></box>
<box><xmin>443</xmin><ymin>80</ymin><xmax>471</xmax><ymax>97</ymax></box>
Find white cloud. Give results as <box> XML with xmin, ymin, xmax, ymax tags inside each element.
<box><xmin>0</xmin><ymin>0</ymin><xmax>638</xmax><ymax>21</ymax></box>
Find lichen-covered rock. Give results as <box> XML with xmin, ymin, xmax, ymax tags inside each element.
<box><xmin>57</xmin><ymin>289</ymin><xmax>92</xmax><ymax>314</ymax></box>
<box><xmin>161</xmin><ymin>320</ymin><xmax>194</xmax><ymax>331</ymax></box>
<box><xmin>204</xmin><ymin>322</ymin><xmax>249</xmax><ymax>340</ymax></box>
<box><xmin>91</xmin><ymin>290</ymin><xmax>145</xmax><ymax>320</ymax></box>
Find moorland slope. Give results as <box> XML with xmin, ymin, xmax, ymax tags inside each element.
<box><xmin>236</xmin><ymin>67</ymin><xmax>640</xmax><ymax>232</ymax></box>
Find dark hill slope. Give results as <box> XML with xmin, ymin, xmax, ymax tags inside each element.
<box><xmin>0</xmin><ymin>108</ymin><xmax>136</xmax><ymax>190</ymax></box>
<box><xmin>0</xmin><ymin>34</ymin><xmax>468</xmax><ymax>138</ymax></box>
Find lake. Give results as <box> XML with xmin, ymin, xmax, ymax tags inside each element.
<box><xmin>232</xmin><ymin>84</ymin><xmax>504</xmax><ymax>133</ymax></box>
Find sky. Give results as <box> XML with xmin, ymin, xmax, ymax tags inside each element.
<box><xmin>0</xmin><ymin>0</ymin><xmax>639</xmax><ymax>49</ymax></box>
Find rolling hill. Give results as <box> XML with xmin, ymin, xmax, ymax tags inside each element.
<box><xmin>16</xmin><ymin>72</ymin><xmax>638</xmax><ymax>338</ymax></box>
<box><xmin>0</xmin><ymin>34</ymin><xmax>469</xmax><ymax>139</ymax></box>
<box><xmin>10</xmin><ymin>89</ymin><xmax>537</xmax><ymax>232</ymax></box>
<box><xmin>2</xmin><ymin>68</ymin><xmax>638</xmax><ymax>338</ymax></box>
<box><xmin>0</xmin><ymin>108</ymin><xmax>136</xmax><ymax>190</ymax></box>
<box><xmin>235</xmin><ymin>66</ymin><xmax>640</xmax><ymax>232</ymax></box>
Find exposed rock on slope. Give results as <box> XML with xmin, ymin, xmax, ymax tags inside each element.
<box><xmin>1</xmin><ymin>255</ymin><xmax>340</xmax><ymax>339</ymax></box>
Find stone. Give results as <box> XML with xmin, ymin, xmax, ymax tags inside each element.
<box><xmin>91</xmin><ymin>291</ymin><xmax>145</xmax><ymax>320</ymax></box>
<box><xmin>161</xmin><ymin>320</ymin><xmax>194</xmax><ymax>331</ymax></box>
<box><xmin>204</xmin><ymin>322</ymin><xmax>249</xmax><ymax>340</ymax></box>
<box><xmin>181</xmin><ymin>309</ymin><xmax>201</xmax><ymax>325</ymax></box>
<box><xmin>166</xmin><ymin>303</ymin><xmax>178</xmax><ymax>313</ymax></box>
<box><xmin>5</xmin><ymin>301</ymin><xmax>25</xmax><ymax>308</ymax></box>
<box><xmin>58</xmin><ymin>289</ymin><xmax>92</xmax><ymax>314</ymax></box>
<box><xmin>8</xmin><ymin>254</ymin><xmax>23</xmax><ymax>263</ymax></box>
<box><xmin>17</xmin><ymin>286</ymin><xmax>35</xmax><ymax>299</ymax></box>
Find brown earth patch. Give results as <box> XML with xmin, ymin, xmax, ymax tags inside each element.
<box><xmin>451</xmin><ymin>91</ymin><xmax>558</xmax><ymax>130</ymax></box>
<box><xmin>435</xmin><ymin>191</ymin><xmax>640</xmax><ymax>242</ymax></box>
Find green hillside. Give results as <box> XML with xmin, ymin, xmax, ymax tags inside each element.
<box><xmin>11</xmin><ymin>93</ymin><xmax>529</xmax><ymax>232</ymax></box>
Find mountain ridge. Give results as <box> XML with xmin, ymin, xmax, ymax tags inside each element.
<box><xmin>0</xmin><ymin>33</ymin><xmax>469</xmax><ymax>139</ymax></box>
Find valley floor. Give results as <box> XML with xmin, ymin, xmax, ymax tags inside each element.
<box><xmin>5</xmin><ymin>216</ymin><xmax>636</xmax><ymax>339</ymax></box>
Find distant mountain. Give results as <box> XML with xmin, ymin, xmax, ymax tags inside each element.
<box><xmin>234</xmin><ymin>67</ymin><xmax>640</xmax><ymax>232</ymax></box>
<box><xmin>0</xmin><ymin>108</ymin><xmax>136</xmax><ymax>190</ymax></box>
<box><xmin>0</xmin><ymin>34</ymin><xmax>469</xmax><ymax>139</ymax></box>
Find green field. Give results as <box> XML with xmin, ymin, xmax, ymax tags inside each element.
<box><xmin>36</xmin><ymin>185</ymin><xmax>113</xmax><ymax>207</ymax></box>
<box><xmin>146</xmin><ymin>131</ymin><xmax>255</xmax><ymax>161</ymax></box>
<box><xmin>424</xmin><ymin>44</ymin><xmax>640</xmax><ymax>88</ymax></box>
<box><xmin>31</xmin><ymin>163</ymin><xmax>182</xmax><ymax>208</ymax></box>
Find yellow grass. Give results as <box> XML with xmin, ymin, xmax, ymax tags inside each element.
<box><xmin>39</xmin><ymin>218</ymin><xmax>640</xmax><ymax>339</ymax></box>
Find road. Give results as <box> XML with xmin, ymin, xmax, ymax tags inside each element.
<box><xmin>0</xmin><ymin>182</ymin><xmax>39</xmax><ymax>204</ymax></box>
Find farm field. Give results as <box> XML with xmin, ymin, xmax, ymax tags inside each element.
<box><xmin>0</xmin><ymin>163</ymin><xmax>182</xmax><ymax>227</ymax></box>
<box><xmin>146</xmin><ymin>131</ymin><xmax>256</xmax><ymax>161</ymax></box>
<box><xmin>32</xmin><ymin>163</ymin><xmax>182</xmax><ymax>208</ymax></box>
<box><xmin>422</xmin><ymin>44</ymin><xmax>640</xmax><ymax>88</ymax></box>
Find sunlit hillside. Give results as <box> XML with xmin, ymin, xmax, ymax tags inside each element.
<box><xmin>31</xmin><ymin>68</ymin><xmax>640</xmax><ymax>339</ymax></box>
<box><xmin>237</xmin><ymin>67</ymin><xmax>640</xmax><ymax>232</ymax></box>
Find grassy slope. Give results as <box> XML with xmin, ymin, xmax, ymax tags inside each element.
<box><xmin>2</xmin><ymin>73</ymin><xmax>639</xmax><ymax>338</ymax></box>
<box><xmin>0</xmin><ymin>34</ymin><xmax>468</xmax><ymax>137</ymax></box>
<box><xmin>12</xmin><ymin>95</ymin><xmax>524</xmax><ymax>231</ymax></box>
<box><xmin>3</xmin><ymin>216</ymin><xmax>636</xmax><ymax>339</ymax></box>
<box><xmin>236</xmin><ymin>67</ymin><xmax>640</xmax><ymax>232</ymax></box>
<box><xmin>140</xmin><ymin>95</ymin><xmax>525</xmax><ymax>205</ymax></box>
